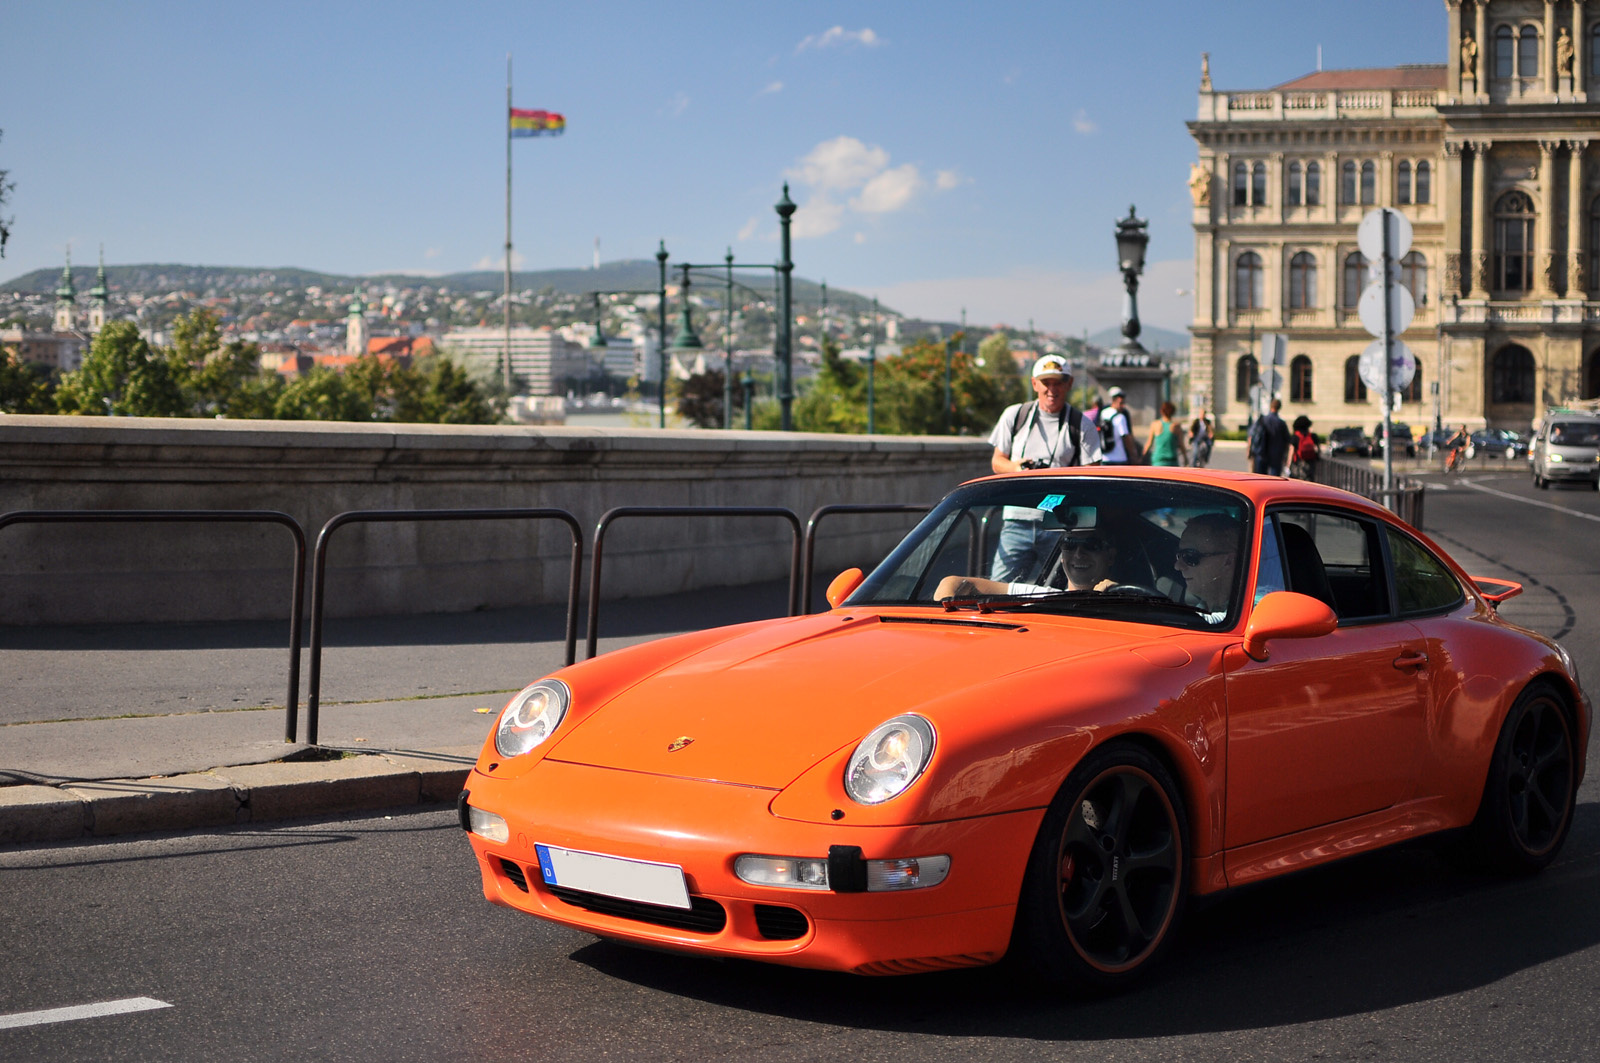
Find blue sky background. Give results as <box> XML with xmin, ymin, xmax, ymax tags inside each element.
<box><xmin>2</xmin><ymin>1</ymin><xmax>1445</xmax><ymax>332</ymax></box>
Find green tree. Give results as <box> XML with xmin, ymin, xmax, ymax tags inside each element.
<box><xmin>55</xmin><ymin>321</ymin><xmax>186</xmax><ymax>416</ymax></box>
<box><xmin>273</xmin><ymin>365</ymin><xmax>372</xmax><ymax>421</ymax></box>
<box><xmin>674</xmin><ymin>368</ymin><xmax>734</xmax><ymax>429</ymax></box>
<box><xmin>978</xmin><ymin>330</ymin><xmax>1027</xmax><ymax>407</ymax></box>
<box><xmin>793</xmin><ymin>336</ymin><xmax>866</xmax><ymax>433</ymax></box>
<box><xmin>871</xmin><ymin>334</ymin><xmax>1015</xmax><ymax>436</ymax></box>
<box><xmin>392</xmin><ymin>356</ymin><xmax>500</xmax><ymax>424</ymax></box>
<box><xmin>0</xmin><ymin>348</ymin><xmax>54</xmax><ymax>413</ymax></box>
<box><xmin>0</xmin><ymin>128</ymin><xmax>13</xmax><ymax>258</ymax></box>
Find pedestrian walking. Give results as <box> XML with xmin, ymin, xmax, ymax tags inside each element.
<box><xmin>1249</xmin><ymin>398</ymin><xmax>1291</xmax><ymax>476</ymax></box>
<box><xmin>1189</xmin><ymin>409</ymin><xmax>1214</xmax><ymax>468</ymax></box>
<box><xmin>1144</xmin><ymin>401</ymin><xmax>1188</xmax><ymax>466</ymax></box>
<box><xmin>1099</xmin><ymin>387</ymin><xmax>1139</xmax><ymax>465</ymax></box>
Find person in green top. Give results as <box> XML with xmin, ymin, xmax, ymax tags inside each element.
<box><xmin>1144</xmin><ymin>401</ymin><xmax>1188</xmax><ymax>466</ymax></box>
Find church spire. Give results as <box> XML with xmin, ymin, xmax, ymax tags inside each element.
<box><xmin>88</xmin><ymin>245</ymin><xmax>110</xmax><ymax>331</ymax></box>
<box><xmin>54</xmin><ymin>246</ymin><xmax>77</xmax><ymax>332</ymax></box>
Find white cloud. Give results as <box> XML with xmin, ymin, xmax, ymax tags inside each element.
<box><xmin>851</xmin><ymin>164</ymin><xmax>923</xmax><ymax>214</ymax></box>
<box><xmin>935</xmin><ymin>169</ymin><xmax>966</xmax><ymax>191</ymax></box>
<box><xmin>424</xmin><ymin>247</ymin><xmax>442</xmax><ymax>259</ymax></box>
<box><xmin>736</xmin><ymin>216</ymin><xmax>760</xmax><ymax>241</ymax></box>
<box><xmin>760</xmin><ymin>80</ymin><xmax>783</xmax><ymax>95</ymax></box>
<box><xmin>854</xmin><ymin>232</ymin><xmax>866</xmax><ymax>245</ymax></box>
<box><xmin>796</xmin><ymin>26</ymin><xmax>881</xmax><ymax>52</ymax></box>
<box><xmin>861</xmin><ymin>259</ymin><xmax>1192</xmax><ymax>336</ymax></box>
<box><xmin>664</xmin><ymin>91</ymin><xmax>690</xmax><ymax>118</ymax></box>
<box><xmin>787</xmin><ymin>136</ymin><xmax>890</xmax><ymax>192</ymax></box>
<box><xmin>791</xmin><ymin>196</ymin><xmax>845</xmax><ymax>239</ymax></box>
<box><xmin>1072</xmin><ymin>109</ymin><xmax>1097</xmax><ymax>135</ymax></box>
<box><xmin>474</xmin><ymin>250</ymin><xmax>526</xmax><ymax>270</ymax></box>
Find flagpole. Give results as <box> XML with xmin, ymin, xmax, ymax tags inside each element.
<box><xmin>504</xmin><ymin>53</ymin><xmax>513</xmax><ymax>394</ymax></box>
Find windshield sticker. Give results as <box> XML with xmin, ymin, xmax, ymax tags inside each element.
<box><xmin>1037</xmin><ymin>494</ymin><xmax>1066</xmax><ymax>511</ymax></box>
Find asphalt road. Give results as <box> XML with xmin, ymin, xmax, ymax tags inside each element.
<box><xmin>4</xmin><ymin>466</ymin><xmax>1599</xmax><ymax>1062</ymax></box>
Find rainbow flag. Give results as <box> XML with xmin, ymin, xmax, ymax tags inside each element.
<box><xmin>510</xmin><ymin>108</ymin><xmax>565</xmax><ymax>137</ymax></box>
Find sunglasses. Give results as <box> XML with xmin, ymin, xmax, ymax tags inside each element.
<box><xmin>1174</xmin><ymin>547</ymin><xmax>1228</xmax><ymax>566</ymax></box>
<box><xmin>1063</xmin><ymin>536</ymin><xmax>1110</xmax><ymax>553</ymax></box>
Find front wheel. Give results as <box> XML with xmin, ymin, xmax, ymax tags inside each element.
<box><xmin>1466</xmin><ymin>686</ymin><xmax>1576</xmax><ymax>874</ymax></box>
<box><xmin>1012</xmin><ymin>742</ymin><xmax>1188</xmax><ymax>992</ymax></box>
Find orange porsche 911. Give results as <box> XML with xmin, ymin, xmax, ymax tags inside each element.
<box><xmin>459</xmin><ymin>468</ymin><xmax>1589</xmax><ymax>990</ymax></box>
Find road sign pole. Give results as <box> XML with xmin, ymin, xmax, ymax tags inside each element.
<box><xmin>1382</xmin><ymin>209</ymin><xmax>1395</xmax><ymax>498</ymax></box>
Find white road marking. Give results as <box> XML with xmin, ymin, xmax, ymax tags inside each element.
<box><xmin>0</xmin><ymin>996</ymin><xmax>172</xmax><ymax>1030</ymax></box>
<box><xmin>1463</xmin><ymin>481</ymin><xmax>1600</xmax><ymax>524</ymax></box>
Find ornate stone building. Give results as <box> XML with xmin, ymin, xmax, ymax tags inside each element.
<box><xmin>1188</xmin><ymin>1</ymin><xmax>1600</xmax><ymax>433</ymax></box>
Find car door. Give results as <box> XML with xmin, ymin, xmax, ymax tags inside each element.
<box><xmin>1224</xmin><ymin>508</ymin><xmax>1429</xmax><ymax>850</ymax></box>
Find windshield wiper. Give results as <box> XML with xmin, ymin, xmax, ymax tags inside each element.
<box><xmin>940</xmin><ymin>596</ymin><xmax>1006</xmax><ymax>613</ymax></box>
<box><xmin>984</xmin><ymin>589</ymin><xmax>1208</xmax><ymax>617</ymax></box>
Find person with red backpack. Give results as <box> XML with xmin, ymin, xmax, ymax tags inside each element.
<box><xmin>1289</xmin><ymin>414</ymin><xmax>1320</xmax><ymax>479</ymax></box>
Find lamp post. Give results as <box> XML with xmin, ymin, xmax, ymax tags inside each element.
<box><xmin>656</xmin><ymin>241</ymin><xmax>669</xmax><ymax>428</ymax></box>
<box><xmin>942</xmin><ymin>329</ymin><xmax>954</xmax><ymax>434</ymax></box>
<box><xmin>671</xmin><ymin>263</ymin><xmax>703</xmax><ymax>351</ymax></box>
<box><xmin>742</xmin><ymin>370</ymin><xmax>754</xmax><ymax>430</ymax></box>
<box><xmin>724</xmin><ymin>248</ymin><xmax>735</xmax><ymax>429</ymax></box>
<box><xmin>775</xmin><ymin>184</ymin><xmax>796</xmax><ymax>430</ymax></box>
<box><xmin>1113</xmin><ymin>205</ymin><xmax>1149</xmax><ymax>356</ymax></box>
<box><xmin>867</xmin><ymin>297</ymin><xmax>878</xmax><ymax>435</ymax></box>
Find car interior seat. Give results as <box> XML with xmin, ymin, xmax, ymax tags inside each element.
<box><xmin>1278</xmin><ymin>522</ymin><xmax>1338</xmax><ymax>613</ymax></box>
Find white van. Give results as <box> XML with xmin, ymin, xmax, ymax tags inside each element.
<box><xmin>1530</xmin><ymin>411</ymin><xmax>1600</xmax><ymax>489</ymax></box>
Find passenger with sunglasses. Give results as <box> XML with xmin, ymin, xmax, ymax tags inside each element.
<box><xmin>934</xmin><ymin>529</ymin><xmax>1119</xmax><ymax>601</ymax></box>
<box><xmin>1172</xmin><ymin>512</ymin><xmax>1241</xmax><ymax>622</ymax></box>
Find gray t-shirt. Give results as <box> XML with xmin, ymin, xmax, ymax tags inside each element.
<box><xmin>988</xmin><ymin>402</ymin><xmax>1103</xmax><ymax>468</ymax></box>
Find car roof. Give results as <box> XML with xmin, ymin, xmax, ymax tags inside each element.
<box><xmin>962</xmin><ymin>465</ymin><xmax>1398</xmax><ymax>515</ymax></box>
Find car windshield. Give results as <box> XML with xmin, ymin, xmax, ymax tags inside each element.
<box><xmin>1549</xmin><ymin>421</ymin><xmax>1600</xmax><ymax>446</ymax></box>
<box><xmin>847</xmin><ymin>476</ymin><xmax>1252</xmax><ymax>630</ymax></box>
<box><xmin>1332</xmin><ymin>429</ymin><xmax>1362</xmax><ymax>441</ymax></box>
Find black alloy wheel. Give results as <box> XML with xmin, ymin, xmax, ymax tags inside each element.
<box><xmin>1471</xmin><ymin>685</ymin><xmax>1576</xmax><ymax>873</ymax></box>
<box><xmin>1014</xmin><ymin>742</ymin><xmax>1187</xmax><ymax>991</ymax></box>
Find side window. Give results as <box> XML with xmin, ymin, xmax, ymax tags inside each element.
<box><xmin>1276</xmin><ymin>510</ymin><xmax>1390</xmax><ymax>621</ymax></box>
<box><xmin>1254</xmin><ymin>519</ymin><xmax>1286</xmax><ymax>603</ymax></box>
<box><xmin>1385</xmin><ymin>527</ymin><xmax>1464</xmax><ymax>615</ymax></box>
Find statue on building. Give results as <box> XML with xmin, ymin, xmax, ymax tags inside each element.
<box><xmin>1558</xmin><ymin>27</ymin><xmax>1575</xmax><ymax>79</ymax></box>
<box><xmin>1200</xmin><ymin>52</ymin><xmax>1213</xmax><ymax>92</ymax></box>
<box><xmin>1461</xmin><ymin>31</ymin><xmax>1477</xmax><ymax>81</ymax></box>
<box><xmin>1188</xmin><ymin>163</ymin><xmax>1212</xmax><ymax>207</ymax></box>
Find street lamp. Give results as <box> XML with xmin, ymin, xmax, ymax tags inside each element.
<box><xmin>671</xmin><ymin>263</ymin><xmax>703</xmax><ymax>351</ymax></box>
<box><xmin>775</xmin><ymin>184</ymin><xmax>796</xmax><ymax>431</ymax></box>
<box><xmin>656</xmin><ymin>241</ymin><xmax>669</xmax><ymax>428</ymax></box>
<box><xmin>1113</xmin><ymin>204</ymin><xmax>1149</xmax><ymax>354</ymax></box>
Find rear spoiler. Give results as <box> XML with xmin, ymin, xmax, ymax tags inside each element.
<box><xmin>1471</xmin><ymin>576</ymin><xmax>1523</xmax><ymax>607</ymax></box>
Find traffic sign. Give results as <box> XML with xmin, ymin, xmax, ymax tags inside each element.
<box><xmin>1358</xmin><ymin>280</ymin><xmax>1415</xmax><ymax>336</ymax></box>
<box><xmin>1358</xmin><ymin>208</ymin><xmax>1413</xmax><ymax>261</ymax></box>
<box><xmin>1359</xmin><ymin>338</ymin><xmax>1416</xmax><ymax>392</ymax></box>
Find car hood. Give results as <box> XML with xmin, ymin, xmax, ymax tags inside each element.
<box><xmin>547</xmin><ymin>610</ymin><xmax>1151</xmax><ymax>789</ymax></box>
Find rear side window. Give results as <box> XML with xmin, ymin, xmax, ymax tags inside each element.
<box><xmin>1385</xmin><ymin>527</ymin><xmax>1464</xmax><ymax>615</ymax></box>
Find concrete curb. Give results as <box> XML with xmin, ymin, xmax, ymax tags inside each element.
<box><xmin>0</xmin><ymin>750</ymin><xmax>473</xmax><ymax>845</ymax></box>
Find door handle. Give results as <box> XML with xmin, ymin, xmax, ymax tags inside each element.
<box><xmin>1393</xmin><ymin>652</ymin><xmax>1428</xmax><ymax>671</ymax></box>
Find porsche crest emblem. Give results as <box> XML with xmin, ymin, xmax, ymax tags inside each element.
<box><xmin>667</xmin><ymin>736</ymin><xmax>695</xmax><ymax>752</ymax></box>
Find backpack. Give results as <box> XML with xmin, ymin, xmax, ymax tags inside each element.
<box><xmin>1097</xmin><ymin>409</ymin><xmax>1118</xmax><ymax>450</ymax></box>
<box><xmin>1295</xmin><ymin>431</ymin><xmax>1319</xmax><ymax>462</ymax></box>
<box><xmin>1012</xmin><ymin>401</ymin><xmax>1083</xmax><ymax>466</ymax></box>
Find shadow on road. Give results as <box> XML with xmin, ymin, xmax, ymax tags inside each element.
<box><xmin>566</xmin><ymin>802</ymin><xmax>1600</xmax><ymax>1040</ymax></box>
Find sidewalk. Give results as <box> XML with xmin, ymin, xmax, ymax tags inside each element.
<box><xmin>2</xmin><ymin>442</ymin><xmax>1254</xmax><ymax>845</ymax></box>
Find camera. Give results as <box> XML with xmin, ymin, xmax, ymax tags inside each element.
<box><xmin>1019</xmin><ymin>458</ymin><xmax>1050</xmax><ymax>470</ymax></box>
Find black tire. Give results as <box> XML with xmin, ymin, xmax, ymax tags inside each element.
<box><xmin>1466</xmin><ymin>685</ymin><xmax>1576</xmax><ymax>874</ymax></box>
<box><xmin>1012</xmin><ymin>741</ymin><xmax>1188</xmax><ymax>992</ymax></box>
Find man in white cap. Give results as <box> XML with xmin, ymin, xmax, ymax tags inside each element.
<box><xmin>985</xmin><ymin>355</ymin><xmax>1103</xmax><ymax>580</ymax></box>
<box><xmin>1099</xmin><ymin>387</ymin><xmax>1136</xmax><ymax>464</ymax></box>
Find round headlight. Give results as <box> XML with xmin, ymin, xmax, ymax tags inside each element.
<box><xmin>493</xmin><ymin>679</ymin><xmax>570</xmax><ymax>758</ymax></box>
<box><xmin>844</xmin><ymin>714</ymin><xmax>936</xmax><ymax>805</ymax></box>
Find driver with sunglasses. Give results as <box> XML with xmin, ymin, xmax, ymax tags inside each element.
<box><xmin>1172</xmin><ymin>512</ymin><xmax>1240</xmax><ymax>622</ymax></box>
<box><xmin>934</xmin><ymin>528</ymin><xmax>1119</xmax><ymax>600</ymax></box>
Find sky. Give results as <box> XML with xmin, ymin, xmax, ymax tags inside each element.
<box><xmin>1</xmin><ymin>1</ymin><xmax>1446</xmax><ymax>334</ymax></box>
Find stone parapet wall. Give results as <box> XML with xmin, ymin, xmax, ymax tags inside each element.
<box><xmin>0</xmin><ymin>416</ymin><xmax>991</xmax><ymax>624</ymax></box>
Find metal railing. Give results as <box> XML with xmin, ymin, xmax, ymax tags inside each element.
<box><xmin>0</xmin><ymin>509</ymin><xmax>308</xmax><ymax>741</ymax></box>
<box><xmin>1312</xmin><ymin>457</ymin><xmax>1426</xmax><ymax>529</ymax></box>
<box><xmin>304</xmin><ymin>508</ymin><xmax>583</xmax><ymax>746</ymax></box>
<box><xmin>586</xmin><ymin>506</ymin><xmax>802</xmax><ymax>659</ymax></box>
<box><xmin>799</xmin><ymin>503</ymin><xmax>933</xmax><ymax>613</ymax></box>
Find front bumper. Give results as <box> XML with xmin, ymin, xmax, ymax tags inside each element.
<box><xmin>462</xmin><ymin>758</ymin><xmax>1041</xmax><ymax>975</ymax></box>
<box><xmin>1540</xmin><ymin>460</ymin><xmax>1599</xmax><ymax>483</ymax></box>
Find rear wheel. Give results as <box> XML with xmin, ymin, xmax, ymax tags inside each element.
<box><xmin>1013</xmin><ymin>742</ymin><xmax>1188</xmax><ymax>992</ymax></box>
<box><xmin>1466</xmin><ymin>686</ymin><xmax>1576</xmax><ymax>874</ymax></box>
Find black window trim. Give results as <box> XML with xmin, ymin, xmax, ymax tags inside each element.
<box><xmin>1381</xmin><ymin>522</ymin><xmax>1467</xmax><ymax>619</ymax></box>
<box><xmin>1262</xmin><ymin>504</ymin><xmax>1399</xmax><ymax>626</ymax></box>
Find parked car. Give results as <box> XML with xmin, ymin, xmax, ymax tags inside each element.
<box><xmin>1372</xmin><ymin>422</ymin><xmax>1416</xmax><ymax>457</ymax></box>
<box><xmin>461</xmin><ymin>468</ymin><xmax>1589</xmax><ymax>992</ymax></box>
<box><xmin>1530</xmin><ymin>412</ymin><xmax>1600</xmax><ymax>489</ymax></box>
<box><xmin>1328</xmin><ymin>427</ymin><xmax>1371</xmax><ymax>457</ymax></box>
<box><xmin>1470</xmin><ymin>428</ymin><xmax>1529</xmax><ymax>460</ymax></box>
<box><xmin>1419</xmin><ymin>428</ymin><xmax>1458</xmax><ymax>453</ymax></box>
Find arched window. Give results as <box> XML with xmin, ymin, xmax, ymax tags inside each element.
<box><xmin>1289</xmin><ymin>252</ymin><xmax>1318</xmax><ymax>309</ymax></box>
<box><xmin>1588</xmin><ymin>195</ymin><xmax>1600</xmax><ymax>290</ymax></box>
<box><xmin>1495</xmin><ymin>25</ymin><xmax>1515</xmax><ymax>78</ymax></box>
<box><xmin>1403</xmin><ymin>363</ymin><xmax>1423</xmax><ymax>404</ymax></box>
<box><xmin>1288</xmin><ymin>161</ymin><xmax>1303</xmax><ymax>206</ymax></box>
<box><xmin>1415</xmin><ymin>161</ymin><xmax>1431</xmax><ymax>204</ymax></box>
<box><xmin>1236</xmin><ymin>354</ymin><xmax>1260</xmax><ymax>401</ymax></box>
<box><xmin>1397</xmin><ymin>161</ymin><xmax>1412</xmax><ymax>205</ymax></box>
<box><xmin>1494</xmin><ymin>190</ymin><xmax>1535</xmax><ymax>291</ymax></box>
<box><xmin>1343</xmin><ymin>252</ymin><xmax>1369</xmax><ymax>307</ymax></box>
<box><xmin>1586</xmin><ymin>348</ymin><xmax>1600</xmax><ymax>400</ymax></box>
<box><xmin>1290</xmin><ymin>354</ymin><xmax>1314</xmax><ymax>402</ymax></box>
<box><xmin>1400</xmin><ymin>251</ymin><xmax>1428</xmax><ymax>307</ymax></box>
<box><xmin>1341</xmin><ymin>160</ymin><xmax>1358</xmax><ymax>204</ymax></box>
<box><xmin>1360</xmin><ymin>160</ymin><xmax>1376</xmax><ymax>205</ymax></box>
<box><xmin>1344</xmin><ymin>355</ymin><xmax>1369</xmax><ymax>403</ymax></box>
<box><xmin>1235</xmin><ymin>251</ymin><xmax>1264</xmax><ymax>309</ymax></box>
<box><xmin>1306</xmin><ymin>161</ymin><xmax>1322</xmax><ymax>205</ymax></box>
<box><xmin>1251</xmin><ymin>162</ymin><xmax>1267</xmax><ymax>206</ymax></box>
<box><xmin>1491</xmin><ymin>344</ymin><xmax>1535</xmax><ymax>403</ymax></box>
<box><xmin>1592</xmin><ymin>24</ymin><xmax>1600</xmax><ymax>83</ymax></box>
<box><xmin>1519</xmin><ymin>25</ymin><xmax>1540</xmax><ymax>80</ymax></box>
<box><xmin>1233</xmin><ymin>161</ymin><xmax>1249</xmax><ymax>206</ymax></box>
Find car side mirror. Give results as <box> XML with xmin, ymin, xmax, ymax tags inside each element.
<box><xmin>825</xmin><ymin>568</ymin><xmax>864</xmax><ymax>608</ymax></box>
<box><xmin>1243</xmin><ymin>591</ymin><xmax>1338</xmax><ymax>661</ymax></box>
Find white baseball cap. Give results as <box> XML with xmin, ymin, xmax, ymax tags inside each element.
<box><xmin>1108</xmin><ymin>386</ymin><xmax>1126</xmax><ymax>399</ymax></box>
<box><xmin>1031</xmin><ymin>355</ymin><xmax>1071</xmax><ymax>379</ymax></box>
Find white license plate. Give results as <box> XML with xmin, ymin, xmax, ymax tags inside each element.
<box><xmin>535</xmin><ymin>844</ymin><xmax>691</xmax><ymax>910</ymax></box>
